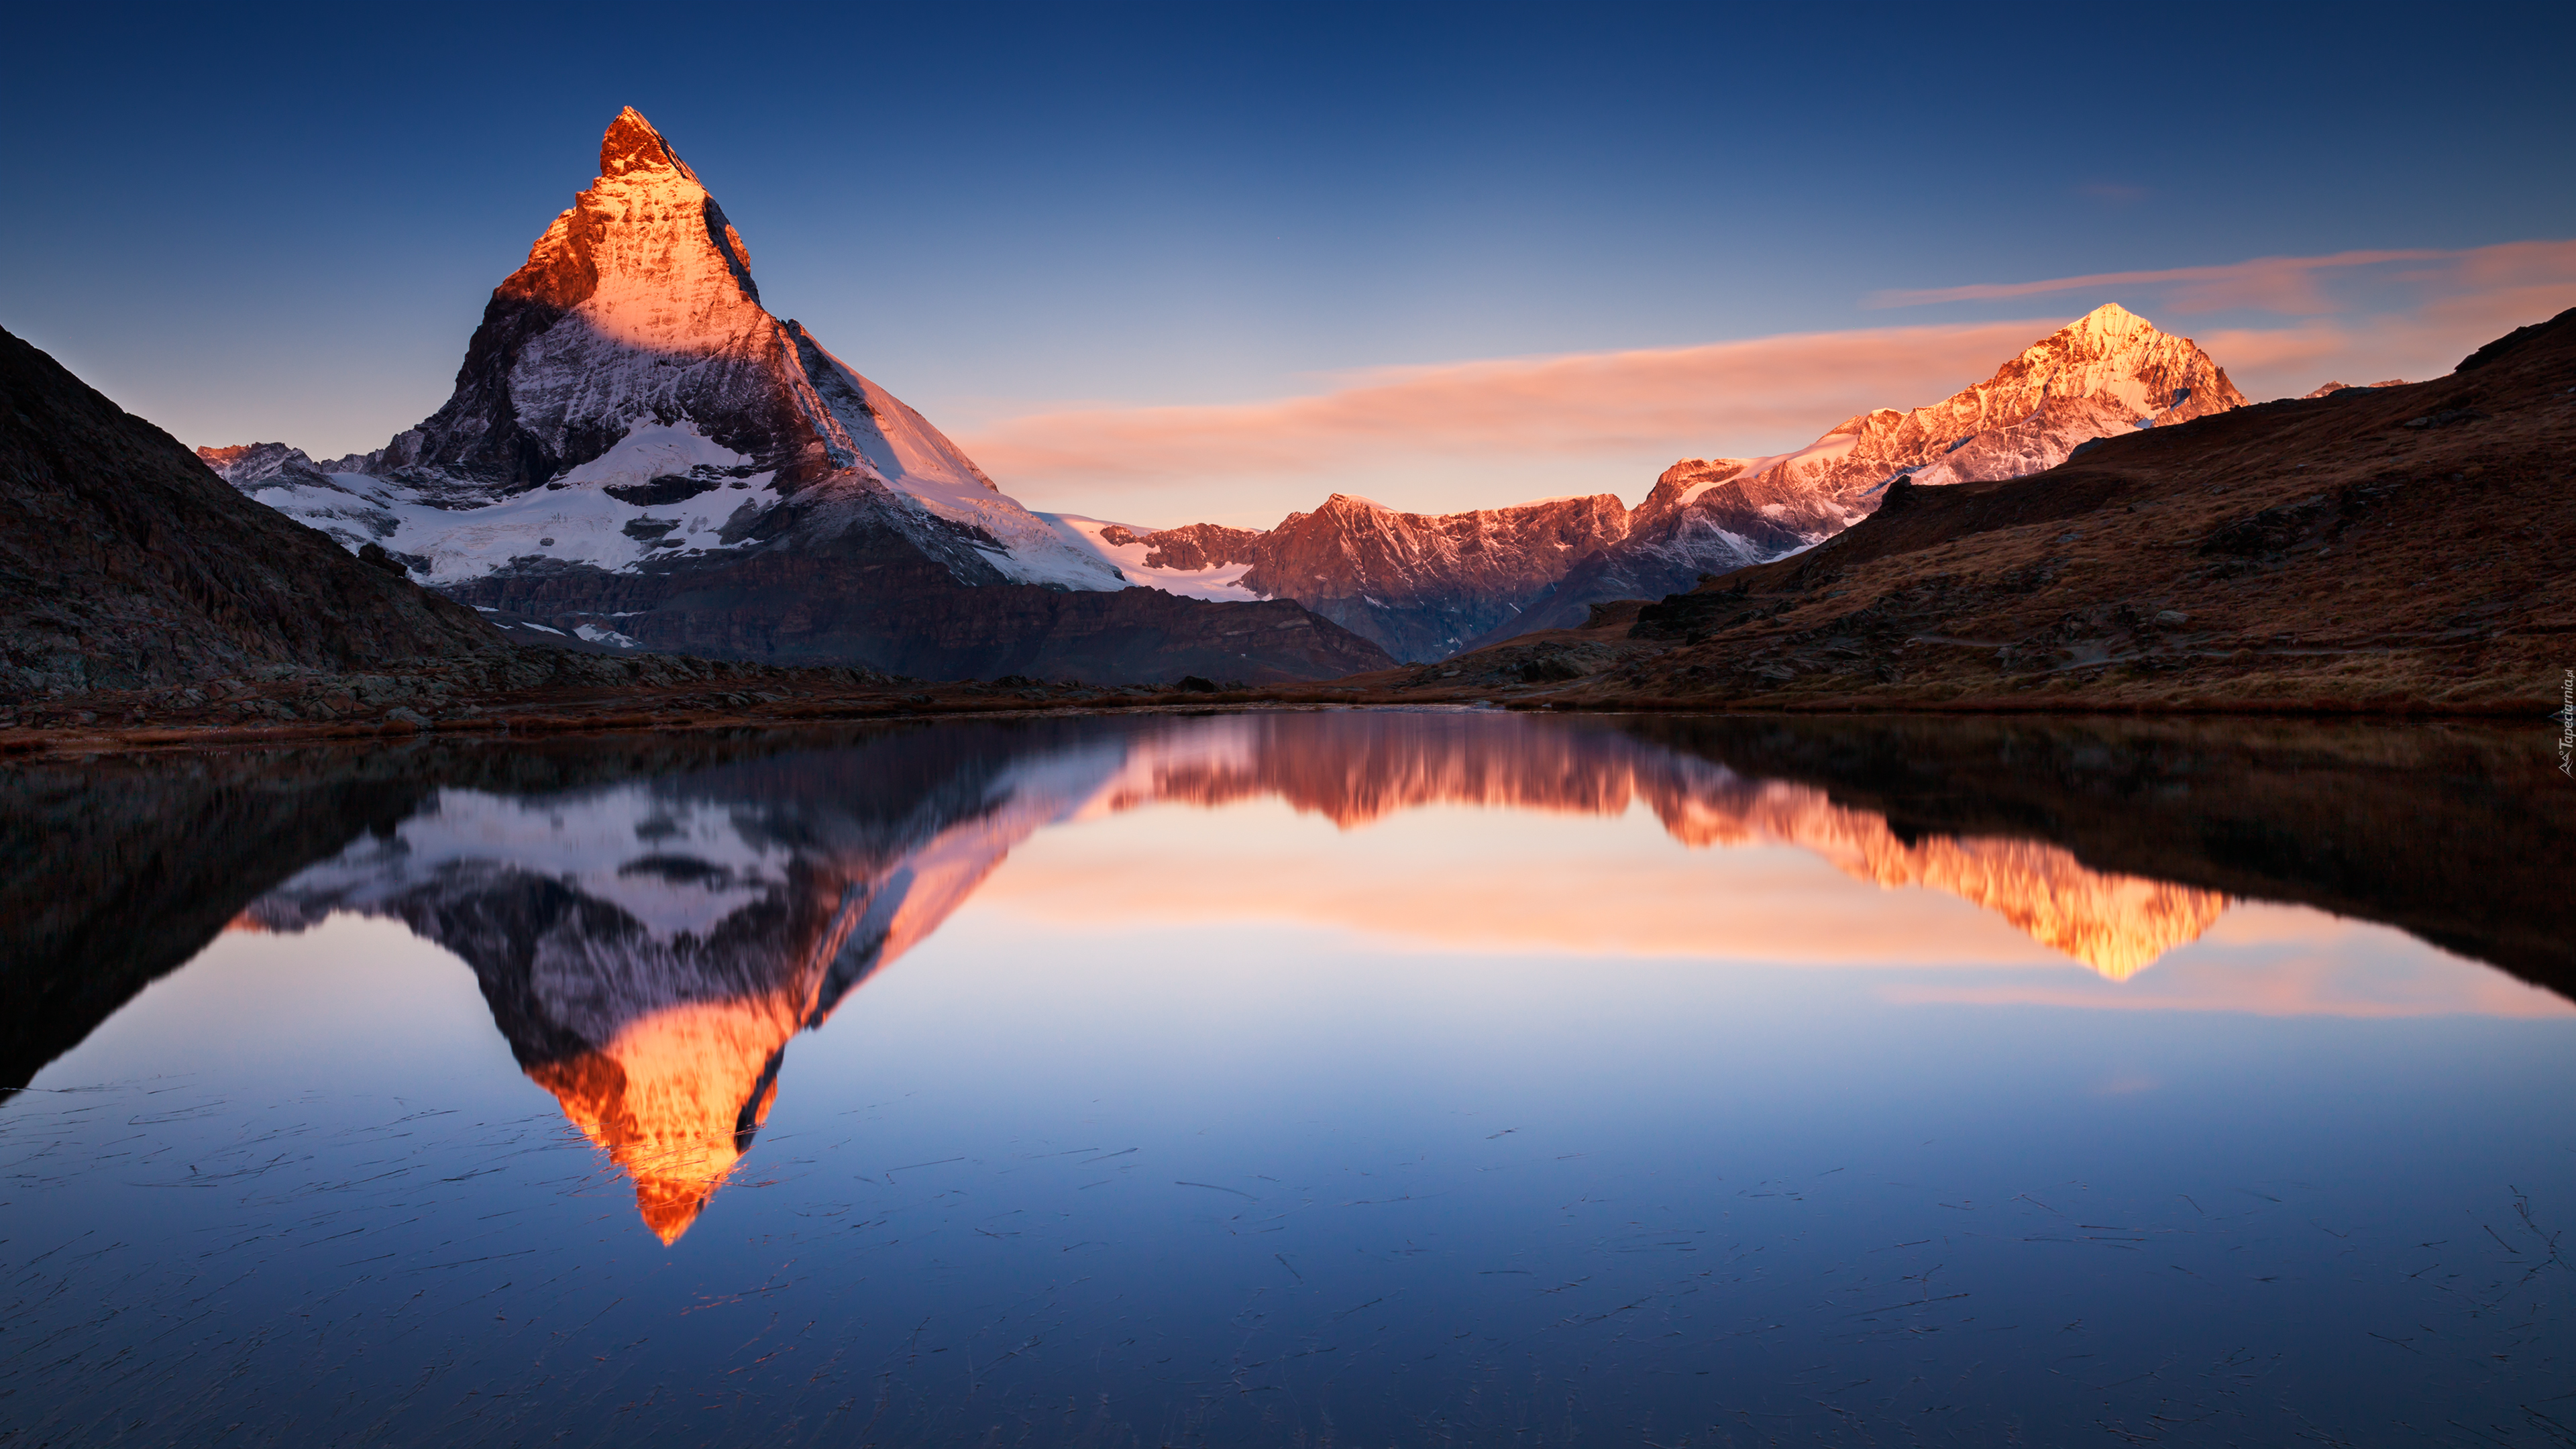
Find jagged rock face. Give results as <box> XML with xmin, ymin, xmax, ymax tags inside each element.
<box><xmin>1099</xmin><ymin>521</ymin><xmax>1263</xmax><ymax>573</ymax></box>
<box><xmin>0</xmin><ymin>327</ymin><xmax>512</xmax><ymax>700</ymax></box>
<box><xmin>388</xmin><ymin>109</ymin><xmax>804</xmax><ymax>492</ymax></box>
<box><xmin>1489</xmin><ymin>304</ymin><xmax>2247</xmax><ymax>641</ymax></box>
<box><xmin>1097</xmin><ymin>493</ymin><xmax>1633</xmax><ymax>661</ymax></box>
<box><xmin>194</xmin><ymin>441</ymin><xmax>318</xmax><ymax>486</ymax></box>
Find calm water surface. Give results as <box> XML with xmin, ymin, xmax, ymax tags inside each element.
<box><xmin>1</xmin><ymin>710</ymin><xmax>2569</xmax><ymax>1446</ymax></box>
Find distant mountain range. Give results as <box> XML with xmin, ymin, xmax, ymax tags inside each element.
<box><xmin>1097</xmin><ymin>304</ymin><xmax>2245</xmax><ymax>659</ymax></box>
<box><xmin>187</xmin><ymin>107</ymin><xmax>2264</xmax><ymax>675</ymax></box>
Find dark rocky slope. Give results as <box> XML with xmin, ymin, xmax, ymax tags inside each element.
<box><xmin>447</xmin><ymin>533</ymin><xmax>1395</xmax><ymax>683</ymax></box>
<box><xmin>0</xmin><ymin>326</ymin><xmax>513</xmax><ymax>699</ymax></box>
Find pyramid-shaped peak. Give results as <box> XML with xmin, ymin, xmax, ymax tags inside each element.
<box><xmin>600</xmin><ymin>106</ymin><xmax>694</xmax><ymax>180</ymax></box>
<box><xmin>2062</xmin><ymin>301</ymin><xmax>2155</xmax><ymax>339</ymax></box>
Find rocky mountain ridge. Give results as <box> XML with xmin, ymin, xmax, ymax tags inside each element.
<box><xmin>0</xmin><ymin>325</ymin><xmax>531</xmax><ymax>701</ymax></box>
<box><xmin>1071</xmin><ymin>492</ymin><xmax>1634</xmax><ymax>661</ymax></box>
<box><xmin>1370</xmin><ymin>305</ymin><xmax>2575</xmax><ymax>720</ymax></box>
<box><xmin>1108</xmin><ymin>306</ymin><xmax>2245</xmax><ymax>661</ymax></box>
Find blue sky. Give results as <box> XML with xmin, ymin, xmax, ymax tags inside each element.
<box><xmin>6</xmin><ymin>2</ymin><xmax>2570</xmax><ymax>524</ymax></box>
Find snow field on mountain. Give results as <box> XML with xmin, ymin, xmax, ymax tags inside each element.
<box><xmin>1042</xmin><ymin>514</ymin><xmax>1263</xmax><ymax>601</ymax></box>
<box><xmin>280</xmin><ymin>422</ymin><xmax>783</xmax><ymax>584</ymax></box>
<box><xmin>792</xmin><ymin>341</ymin><xmax>1130</xmax><ymax>592</ymax></box>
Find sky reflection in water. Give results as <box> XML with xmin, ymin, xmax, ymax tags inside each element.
<box><xmin>3</xmin><ymin>710</ymin><xmax>2568</xmax><ymax>1447</ymax></box>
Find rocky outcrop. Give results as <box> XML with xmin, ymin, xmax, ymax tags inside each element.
<box><xmin>1488</xmin><ymin>304</ymin><xmax>2248</xmax><ymax>641</ymax></box>
<box><xmin>0</xmin><ymin>326</ymin><xmax>515</xmax><ymax>700</ymax></box>
<box><xmin>1099</xmin><ymin>492</ymin><xmax>1633</xmax><ymax>661</ymax></box>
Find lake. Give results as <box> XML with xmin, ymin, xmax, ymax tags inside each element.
<box><xmin>2</xmin><ymin>709</ymin><xmax>2569</xmax><ymax>1446</ymax></box>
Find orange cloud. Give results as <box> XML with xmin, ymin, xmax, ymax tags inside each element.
<box><xmin>966</xmin><ymin>320</ymin><xmax>2066</xmax><ymax>516</ymax></box>
<box><xmin>1865</xmin><ymin>237</ymin><xmax>2576</xmax><ymax>319</ymax></box>
<box><xmin>1863</xmin><ymin>248</ymin><xmax>2459</xmax><ymax>313</ymax></box>
<box><xmin>1881</xmin><ymin>905</ymin><xmax>2573</xmax><ymax>1019</ymax></box>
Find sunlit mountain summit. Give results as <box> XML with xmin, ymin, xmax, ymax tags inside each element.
<box><xmin>243</xmin><ymin>715</ymin><xmax>2226</xmax><ymax>1239</ymax></box>
<box><xmin>213</xmin><ymin>108</ymin><xmax>1119</xmax><ymax>593</ymax></box>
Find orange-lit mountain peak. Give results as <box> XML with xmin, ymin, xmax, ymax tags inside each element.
<box><xmin>1656</xmin><ymin>781</ymin><xmax>2228</xmax><ymax>977</ymax></box>
<box><xmin>598</xmin><ymin>105</ymin><xmax>693</xmax><ymax>180</ymax></box>
<box><xmin>1905</xmin><ymin>837</ymin><xmax>2228</xmax><ymax>979</ymax></box>
<box><xmin>493</xmin><ymin>105</ymin><xmax>762</xmax><ymax>331</ymax></box>
<box><xmin>527</xmin><ymin>995</ymin><xmax>803</xmax><ymax>1244</ymax></box>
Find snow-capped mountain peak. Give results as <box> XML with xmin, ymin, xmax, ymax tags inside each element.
<box><xmin>208</xmin><ymin>107</ymin><xmax>1124</xmax><ymax>594</ymax></box>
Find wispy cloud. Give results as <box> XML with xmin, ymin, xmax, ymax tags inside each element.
<box><xmin>1864</xmin><ymin>238</ymin><xmax>2576</xmax><ymax>315</ymax></box>
<box><xmin>968</xmin><ymin>320</ymin><xmax>2061</xmax><ymax>517</ymax></box>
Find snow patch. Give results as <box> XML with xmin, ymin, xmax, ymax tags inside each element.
<box><xmin>1041</xmin><ymin>513</ymin><xmax>1261</xmax><ymax>602</ymax></box>
<box><xmin>218</xmin><ymin>423</ymin><xmax>800</xmax><ymax>584</ymax></box>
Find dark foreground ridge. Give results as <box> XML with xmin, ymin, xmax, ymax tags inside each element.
<box><xmin>0</xmin><ymin>325</ymin><xmax>509</xmax><ymax>695</ymax></box>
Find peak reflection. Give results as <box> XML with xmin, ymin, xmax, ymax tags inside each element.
<box><xmin>239</xmin><ymin>714</ymin><xmax>2229</xmax><ymax>1236</ymax></box>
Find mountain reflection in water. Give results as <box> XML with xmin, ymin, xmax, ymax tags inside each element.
<box><xmin>3</xmin><ymin>710</ymin><xmax>2571</xmax><ymax>1449</ymax></box>
<box><xmin>72</xmin><ymin>712</ymin><xmax>2518</xmax><ymax>1238</ymax></box>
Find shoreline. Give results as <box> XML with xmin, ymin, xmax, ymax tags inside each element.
<box><xmin>1</xmin><ymin>679</ymin><xmax>2554</xmax><ymax>761</ymax></box>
